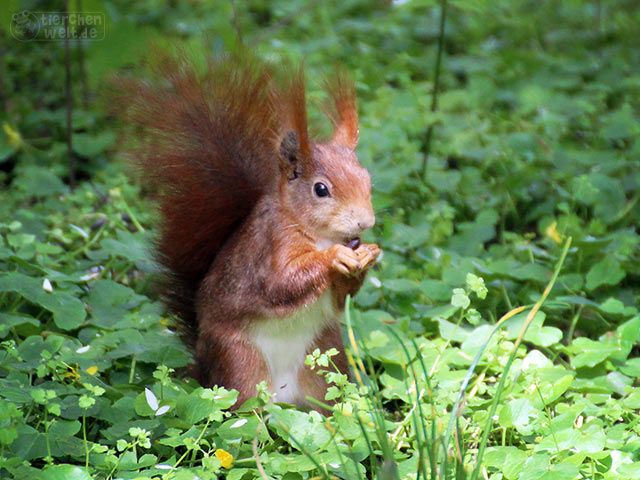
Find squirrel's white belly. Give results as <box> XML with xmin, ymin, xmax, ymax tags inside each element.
<box><xmin>249</xmin><ymin>290</ymin><xmax>335</xmax><ymax>404</ymax></box>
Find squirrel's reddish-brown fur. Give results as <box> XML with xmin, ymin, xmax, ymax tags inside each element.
<box><xmin>113</xmin><ymin>52</ymin><xmax>284</xmax><ymax>346</ymax></box>
<box><xmin>113</xmin><ymin>50</ymin><xmax>379</xmax><ymax>407</ymax></box>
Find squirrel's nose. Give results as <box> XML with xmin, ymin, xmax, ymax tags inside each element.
<box><xmin>355</xmin><ymin>209</ymin><xmax>375</xmax><ymax>231</ymax></box>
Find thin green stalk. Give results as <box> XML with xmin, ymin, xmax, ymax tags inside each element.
<box><xmin>533</xmin><ymin>383</ymin><xmax>559</xmax><ymax>454</ymax></box>
<box><xmin>328</xmin><ymin>425</ymin><xmax>366</xmax><ymax>480</ymax></box>
<box><xmin>420</xmin><ymin>0</ymin><xmax>449</xmax><ymax>179</ymax></box>
<box><xmin>44</xmin><ymin>408</ymin><xmax>52</xmax><ymax>464</ymax></box>
<box><xmin>470</xmin><ymin>238</ymin><xmax>572</xmax><ymax>480</ymax></box>
<box><xmin>129</xmin><ymin>356</ymin><xmax>137</xmax><ymax>384</ymax></box>
<box><xmin>169</xmin><ymin>417</ymin><xmax>211</xmax><ymax>474</ymax></box>
<box><xmin>565</xmin><ymin>305</ymin><xmax>584</xmax><ymax>345</ymax></box>
<box><xmin>501</xmin><ymin>282</ymin><xmax>513</xmax><ymax>310</ymax></box>
<box><xmin>410</xmin><ymin>337</ymin><xmax>440</xmax><ymax>477</ymax></box>
<box><xmin>63</xmin><ymin>0</ymin><xmax>76</xmax><ymax>188</ymax></box>
<box><xmin>121</xmin><ymin>196</ymin><xmax>145</xmax><ymax>232</ymax></box>
<box><xmin>345</xmin><ymin>298</ymin><xmax>399</xmax><ymax>479</ymax></box>
<box><xmin>386</xmin><ymin>328</ymin><xmax>431</xmax><ymax>479</ymax></box>
<box><xmin>354</xmin><ymin>328</ymin><xmax>398</xmax><ymax>479</ymax></box>
<box><xmin>83</xmin><ymin>414</ymin><xmax>89</xmax><ymax>468</ymax></box>
<box><xmin>64</xmin><ymin>223</ymin><xmax>106</xmax><ymax>260</ymax></box>
<box><xmin>454</xmin><ymin>418</ymin><xmax>466</xmax><ymax>480</ymax></box>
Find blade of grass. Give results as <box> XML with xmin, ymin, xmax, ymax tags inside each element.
<box><xmin>324</xmin><ymin>419</ymin><xmax>365</xmax><ymax>480</ymax></box>
<box><xmin>385</xmin><ymin>327</ymin><xmax>432</xmax><ymax>479</ymax></box>
<box><xmin>344</xmin><ymin>296</ymin><xmax>383</xmax><ymax>475</ymax></box>
<box><xmin>443</xmin><ymin>306</ymin><xmax>527</xmax><ymax>458</ymax></box>
<box><xmin>454</xmin><ymin>417</ymin><xmax>466</xmax><ymax>480</ymax></box>
<box><xmin>345</xmin><ymin>297</ymin><xmax>400</xmax><ymax>480</ymax></box>
<box><xmin>409</xmin><ymin>337</ymin><xmax>441</xmax><ymax>477</ymax></box>
<box><xmin>469</xmin><ymin>237</ymin><xmax>572</xmax><ymax>480</ymax></box>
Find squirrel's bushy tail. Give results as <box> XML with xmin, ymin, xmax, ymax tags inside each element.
<box><xmin>112</xmin><ymin>51</ymin><xmax>284</xmax><ymax>346</ymax></box>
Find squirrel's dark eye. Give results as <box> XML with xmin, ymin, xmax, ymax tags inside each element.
<box><xmin>313</xmin><ymin>182</ymin><xmax>330</xmax><ymax>198</ymax></box>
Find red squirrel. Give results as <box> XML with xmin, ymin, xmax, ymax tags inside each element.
<box><xmin>115</xmin><ymin>52</ymin><xmax>380</xmax><ymax>407</ymax></box>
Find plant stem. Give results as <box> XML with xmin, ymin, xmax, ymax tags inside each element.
<box><xmin>129</xmin><ymin>356</ymin><xmax>137</xmax><ymax>384</ymax></box>
<box><xmin>565</xmin><ymin>305</ymin><xmax>584</xmax><ymax>345</ymax></box>
<box><xmin>501</xmin><ymin>282</ymin><xmax>513</xmax><ymax>310</ymax></box>
<box><xmin>252</xmin><ymin>437</ymin><xmax>269</xmax><ymax>480</ymax></box>
<box><xmin>63</xmin><ymin>0</ymin><xmax>76</xmax><ymax>188</ymax></box>
<box><xmin>169</xmin><ymin>417</ymin><xmax>211</xmax><ymax>473</ymax></box>
<box><xmin>121</xmin><ymin>197</ymin><xmax>145</xmax><ymax>232</ymax></box>
<box><xmin>420</xmin><ymin>0</ymin><xmax>448</xmax><ymax>179</ymax></box>
<box><xmin>44</xmin><ymin>408</ymin><xmax>52</xmax><ymax>464</ymax></box>
<box><xmin>83</xmin><ymin>414</ymin><xmax>89</xmax><ymax>468</ymax></box>
<box><xmin>76</xmin><ymin>0</ymin><xmax>89</xmax><ymax>108</ymax></box>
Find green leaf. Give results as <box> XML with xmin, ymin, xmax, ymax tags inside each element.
<box><xmin>13</xmin><ymin>166</ymin><xmax>68</xmax><ymax>197</ymax></box>
<box><xmin>49</xmin><ymin>420</ymin><xmax>81</xmax><ymax>439</ymax></box>
<box><xmin>528</xmin><ymin>368</ymin><xmax>574</xmax><ymax>407</ymax></box>
<box><xmin>85</xmin><ymin>280</ymin><xmax>145</xmax><ymax>328</ymax></box>
<box><xmin>0</xmin><ymin>273</ymin><xmax>85</xmax><ymax>330</ymax></box>
<box><xmin>268</xmin><ymin>407</ymin><xmax>331</xmax><ymax>452</ymax></box>
<box><xmin>570</xmin><ymin>337</ymin><xmax>620</xmax><ymax>369</ymax></box>
<box><xmin>0</xmin><ymin>313</ymin><xmax>39</xmax><ymax>338</ymax></box>
<box><xmin>72</xmin><ymin>131</ymin><xmax>116</xmax><ymax>158</ymax></box>
<box><xmin>90</xmin><ymin>230</ymin><xmax>155</xmax><ymax>271</ymax></box>
<box><xmin>586</xmin><ymin>256</ymin><xmax>626</xmax><ymax>291</ymax></box>
<box><xmin>519</xmin><ymin>454</ymin><xmax>579</xmax><ymax>480</ymax></box>
<box><xmin>0</xmin><ymin>137</ymin><xmax>16</xmax><ymax>163</ymax></box>
<box><xmin>466</xmin><ymin>273</ymin><xmax>488</xmax><ymax>299</ymax></box>
<box><xmin>39</xmin><ymin>465</ymin><xmax>93</xmax><ymax>480</ymax></box>
<box><xmin>484</xmin><ymin>447</ymin><xmax>528</xmax><ymax>480</ymax></box>
<box><xmin>451</xmin><ymin>288</ymin><xmax>470</xmax><ymax>309</ymax></box>
<box><xmin>499</xmin><ymin>398</ymin><xmax>539</xmax><ymax>435</ymax></box>
<box><xmin>505</xmin><ymin>311</ymin><xmax>562</xmax><ymax>348</ymax></box>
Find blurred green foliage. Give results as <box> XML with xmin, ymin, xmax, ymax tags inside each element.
<box><xmin>1</xmin><ymin>0</ymin><xmax>639</xmax><ymax>478</ymax></box>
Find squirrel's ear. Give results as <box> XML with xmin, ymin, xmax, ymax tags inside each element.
<box><xmin>325</xmin><ymin>71</ymin><xmax>358</xmax><ymax>150</ymax></box>
<box><xmin>279</xmin><ymin>131</ymin><xmax>303</xmax><ymax>180</ymax></box>
<box><xmin>278</xmin><ymin>63</ymin><xmax>311</xmax><ymax>179</ymax></box>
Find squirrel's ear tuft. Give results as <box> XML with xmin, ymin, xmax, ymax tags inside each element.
<box><xmin>280</xmin><ymin>64</ymin><xmax>311</xmax><ymax>160</ymax></box>
<box><xmin>324</xmin><ymin>71</ymin><xmax>358</xmax><ymax>150</ymax></box>
<box><xmin>279</xmin><ymin>131</ymin><xmax>305</xmax><ymax>180</ymax></box>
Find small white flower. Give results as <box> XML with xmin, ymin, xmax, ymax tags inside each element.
<box><xmin>80</xmin><ymin>272</ymin><xmax>100</xmax><ymax>282</ymax></box>
<box><xmin>230</xmin><ymin>418</ymin><xmax>248</xmax><ymax>429</ymax></box>
<box><xmin>42</xmin><ymin>278</ymin><xmax>53</xmax><ymax>293</ymax></box>
<box><xmin>155</xmin><ymin>405</ymin><xmax>170</xmax><ymax>416</ymax></box>
<box><xmin>69</xmin><ymin>224</ymin><xmax>89</xmax><ymax>239</ymax></box>
<box><xmin>145</xmin><ymin>387</ymin><xmax>159</xmax><ymax>411</ymax></box>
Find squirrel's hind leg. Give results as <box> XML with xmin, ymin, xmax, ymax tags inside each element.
<box><xmin>194</xmin><ymin>331</ymin><xmax>269</xmax><ymax>407</ymax></box>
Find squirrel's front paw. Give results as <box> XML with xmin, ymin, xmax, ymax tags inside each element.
<box><xmin>330</xmin><ymin>243</ymin><xmax>380</xmax><ymax>277</ymax></box>
<box><xmin>330</xmin><ymin>245</ymin><xmax>362</xmax><ymax>277</ymax></box>
<box><xmin>355</xmin><ymin>243</ymin><xmax>381</xmax><ymax>270</ymax></box>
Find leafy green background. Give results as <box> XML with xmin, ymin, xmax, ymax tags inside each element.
<box><xmin>1</xmin><ymin>0</ymin><xmax>639</xmax><ymax>479</ymax></box>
